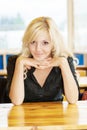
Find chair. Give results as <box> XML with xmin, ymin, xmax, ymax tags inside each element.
<box><xmin>6</xmin><ymin>55</ymin><xmax>18</xmax><ymax>90</ymax></box>
<box><xmin>76</xmin><ymin>66</ymin><xmax>87</xmax><ymax>100</ymax></box>
<box><xmin>76</xmin><ymin>66</ymin><xmax>87</xmax><ymax>76</ymax></box>
<box><xmin>0</xmin><ymin>55</ymin><xmax>18</xmax><ymax>103</ymax></box>
<box><xmin>0</xmin><ymin>77</ymin><xmax>8</xmax><ymax>103</ymax></box>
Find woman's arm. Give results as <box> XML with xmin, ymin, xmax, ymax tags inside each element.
<box><xmin>9</xmin><ymin>56</ymin><xmax>25</xmax><ymax>105</ymax></box>
<box><xmin>45</xmin><ymin>56</ymin><xmax>79</xmax><ymax>104</ymax></box>
<box><xmin>9</xmin><ymin>56</ymin><xmax>43</xmax><ymax>105</ymax></box>
<box><xmin>59</xmin><ymin>57</ymin><xmax>79</xmax><ymax>104</ymax></box>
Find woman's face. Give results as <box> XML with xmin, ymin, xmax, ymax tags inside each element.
<box><xmin>29</xmin><ymin>31</ymin><xmax>53</xmax><ymax>61</ymax></box>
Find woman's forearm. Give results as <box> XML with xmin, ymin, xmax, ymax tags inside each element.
<box><xmin>9</xmin><ymin>59</ymin><xmax>24</xmax><ymax>105</ymax></box>
<box><xmin>60</xmin><ymin>58</ymin><xmax>79</xmax><ymax>104</ymax></box>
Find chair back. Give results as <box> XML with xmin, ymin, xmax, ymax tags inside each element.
<box><xmin>0</xmin><ymin>77</ymin><xmax>7</xmax><ymax>103</ymax></box>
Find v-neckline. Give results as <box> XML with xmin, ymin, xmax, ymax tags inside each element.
<box><xmin>32</xmin><ymin>67</ymin><xmax>53</xmax><ymax>88</ymax></box>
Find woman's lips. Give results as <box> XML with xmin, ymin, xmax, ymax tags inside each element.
<box><xmin>35</xmin><ymin>53</ymin><xmax>43</xmax><ymax>56</ymax></box>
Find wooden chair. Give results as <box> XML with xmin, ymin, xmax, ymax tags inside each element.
<box><xmin>76</xmin><ymin>66</ymin><xmax>87</xmax><ymax>76</ymax></box>
<box><xmin>76</xmin><ymin>66</ymin><xmax>87</xmax><ymax>100</ymax></box>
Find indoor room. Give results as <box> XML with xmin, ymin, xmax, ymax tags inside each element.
<box><xmin>0</xmin><ymin>0</ymin><xmax>87</xmax><ymax>129</ymax></box>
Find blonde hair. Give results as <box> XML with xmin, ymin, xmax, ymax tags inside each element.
<box><xmin>21</xmin><ymin>16</ymin><xmax>73</xmax><ymax>58</ymax></box>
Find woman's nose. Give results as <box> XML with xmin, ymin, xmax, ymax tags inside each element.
<box><xmin>36</xmin><ymin>44</ymin><xmax>41</xmax><ymax>51</ymax></box>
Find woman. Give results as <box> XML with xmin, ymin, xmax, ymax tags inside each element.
<box><xmin>9</xmin><ymin>16</ymin><xmax>79</xmax><ymax>105</ymax></box>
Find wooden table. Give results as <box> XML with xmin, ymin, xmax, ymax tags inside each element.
<box><xmin>0</xmin><ymin>101</ymin><xmax>87</xmax><ymax>129</ymax></box>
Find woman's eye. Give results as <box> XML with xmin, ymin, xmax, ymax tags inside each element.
<box><xmin>30</xmin><ymin>41</ymin><xmax>36</xmax><ymax>44</ymax></box>
<box><xmin>43</xmin><ymin>41</ymin><xmax>49</xmax><ymax>45</ymax></box>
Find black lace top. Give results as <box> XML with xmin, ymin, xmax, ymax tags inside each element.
<box><xmin>24</xmin><ymin>57</ymin><xmax>79</xmax><ymax>102</ymax></box>
<box><xmin>7</xmin><ymin>56</ymin><xmax>79</xmax><ymax>103</ymax></box>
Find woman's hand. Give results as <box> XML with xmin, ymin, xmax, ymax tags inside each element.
<box><xmin>16</xmin><ymin>56</ymin><xmax>50</xmax><ymax>70</ymax></box>
<box><xmin>48</xmin><ymin>56</ymin><xmax>67</xmax><ymax>67</ymax></box>
<box><xmin>37</xmin><ymin>56</ymin><xmax>67</xmax><ymax>69</ymax></box>
<box><xmin>16</xmin><ymin>56</ymin><xmax>67</xmax><ymax>70</ymax></box>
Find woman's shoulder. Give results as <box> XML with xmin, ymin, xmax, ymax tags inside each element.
<box><xmin>7</xmin><ymin>55</ymin><xmax>19</xmax><ymax>78</ymax></box>
<box><xmin>7</xmin><ymin>55</ymin><xmax>18</xmax><ymax>64</ymax></box>
<box><xmin>67</xmin><ymin>56</ymin><xmax>74</xmax><ymax>62</ymax></box>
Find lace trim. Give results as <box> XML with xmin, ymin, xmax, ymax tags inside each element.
<box><xmin>24</xmin><ymin>68</ymin><xmax>28</xmax><ymax>80</ymax></box>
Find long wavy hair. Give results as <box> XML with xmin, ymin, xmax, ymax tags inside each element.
<box><xmin>21</xmin><ymin>16</ymin><xmax>73</xmax><ymax>58</ymax></box>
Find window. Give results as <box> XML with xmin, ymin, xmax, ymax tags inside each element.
<box><xmin>0</xmin><ymin>0</ymin><xmax>67</xmax><ymax>51</ymax></box>
<box><xmin>74</xmin><ymin>0</ymin><xmax>87</xmax><ymax>52</ymax></box>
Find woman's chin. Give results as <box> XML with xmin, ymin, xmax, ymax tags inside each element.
<box><xmin>34</xmin><ymin>57</ymin><xmax>45</xmax><ymax>61</ymax></box>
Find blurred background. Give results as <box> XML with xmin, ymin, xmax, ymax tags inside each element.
<box><xmin>0</xmin><ymin>0</ymin><xmax>87</xmax><ymax>71</ymax></box>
